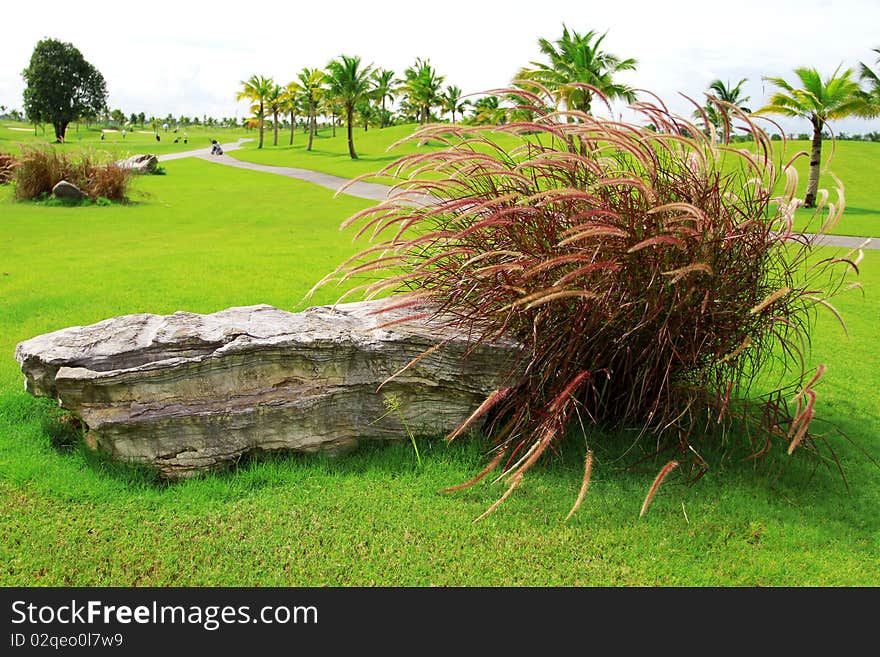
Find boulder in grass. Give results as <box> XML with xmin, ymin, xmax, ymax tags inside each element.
<box><xmin>14</xmin><ymin>300</ymin><xmax>524</xmax><ymax>480</ymax></box>
<box><xmin>117</xmin><ymin>153</ymin><xmax>158</xmax><ymax>174</ymax></box>
<box><xmin>52</xmin><ymin>180</ymin><xmax>88</xmax><ymax>201</ymax></box>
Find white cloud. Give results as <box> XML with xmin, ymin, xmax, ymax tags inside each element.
<box><xmin>2</xmin><ymin>0</ymin><xmax>879</xmax><ymax>134</ymax></box>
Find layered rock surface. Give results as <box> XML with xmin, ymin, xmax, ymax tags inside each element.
<box><xmin>117</xmin><ymin>153</ymin><xmax>158</xmax><ymax>174</ymax></box>
<box><xmin>15</xmin><ymin>301</ymin><xmax>522</xmax><ymax>479</ymax></box>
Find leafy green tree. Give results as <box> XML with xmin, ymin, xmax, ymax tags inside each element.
<box><xmin>371</xmin><ymin>68</ymin><xmax>399</xmax><ymax>128</ymax></box>
<box><xmin>236</xmin><ymin>74</ymin><xmax>274</xmax><ymax>149</ymax></box>
<box><xmin>21</xmin><ymin>38</ymin><xmax>108</xmax><ymax>142</ymax></box>
<box><xmin>517</xmin><ymin>25</ymin><xmax>636</xmax><ymax>115</ymax></box>
<box><xmin>325</xmin><ymin>55</ymin><xmax>373</xmax><ymax>159</ymax></box>
<box><xmin>137</xmin><ymin>111</ymin><xmax>145</xmax><ymax>126</ymax></box>
<box><xmin>110</xmin><ymin>109</ymin><xmax>125</xmax><ymax>125</ymax></box>
<box><xmin>297</xmin><ymin>68</ymin><xmax>326</xmax><ymax>151</ymax></box>
<box><xmin>757</xmin><ymin>67</ymin><xmax>875</xmax><ymax>207</ymax></box>
<box><xmin>403</xmin><ymin>58</ymin><xmax>445</xmax><ymax>124</ymax></box>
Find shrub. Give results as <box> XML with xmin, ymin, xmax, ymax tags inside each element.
<box><xmin>317</xmin><ymin>87</ymin><xmax>861</xmax><ymax>519</ymax></box>
<box><xmin>0</xmin><ymin>152</ymin><xmax>17</xmax><ymax>184</ymax></box>
<box><xmin>13</xmin><ymin>145</ymin><xmax>131</xmax><ymax>202</ymax></box>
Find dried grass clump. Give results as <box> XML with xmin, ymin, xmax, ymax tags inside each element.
<box><xmin>317</xmin><ymin>86</ymin><xmax>862</xmax><ymax>518</ymax></box>
<box><xmin>13</xmin><ymin>145</ymin><xmax>131</xmax><ymax>201</ymax></box>
<box><xmin>0</xmin><ymin>152</ymin><xmax>17</xmax><ymax>184</ymax></box>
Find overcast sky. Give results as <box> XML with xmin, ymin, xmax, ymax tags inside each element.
<box><xmin>2</xmin><ymin>0</ymin><xmax>880</xmax><ymax>134</ymax></box>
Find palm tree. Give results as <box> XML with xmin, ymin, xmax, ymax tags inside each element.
<box><xmin>265</xmin><ymin>83</ymin><xmax>284</xmax><ymax>146</ymax></box>
<box><xmin>282</xmin><ymin>82</ymin><xmax>301</xmax><ymax>146</ymax></box>
<box><xmin>693</xmin><ymin>78</ymin><xmax>751</xmax><ymax>140</ymax></box>
<box><xmin>236</xmin><ymin>74</ymin><xmax>274</xmax><ymax>149</ymax></box>
<box><xmin>472</xmin><ymin>95</ymin><xmax>505</xmax><ymax>125</ymax></box>
<box><xmin>297</xmin><ymin>68</ymin><xmax>325</xmax><ymax>151</ymax></box>
<box><xmin>757</xmin><ymin>67</ymin><xmax>875</xmax><ymax>207</ymax></box>
<box><xmin>859</xmin><ymin>48</ymin><xmax>880</xmax><ymax>108</ymax></box>
<box><xmin>517</xmin><ymin>25</ymin><xmax>637</xmax><ymax>115</ymax></box>
<box><xmin>371</xmin><ymin>68</ymin><xmax>398</xmax><ymax>128</ymax></box>
<box><xmin>441</xmin><ymin>85</ymin><xmax>468</xmax><ymax>124</ymax></box>
<box><xmin>356</xmin><ymin>101</ymin><xmax>378</xmax><ymax>131</ymax></box>
<box><xmin>325</xmin><ymin>55</ymin><xmax>374</xmax><ymax>159</ymax></box>
<box><xmin>403</xmin><ymin>58</ymin><xmax>445</xmax><ymax>124</ymax></box>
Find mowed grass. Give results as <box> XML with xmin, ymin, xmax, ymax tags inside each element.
<box><xmin>228</xmin><ymin>123</ymin><xmax>457</xmax><ymax>182</ymax></box>
<box><xmin>0</xmin><ymin>154</ymin><xmax>878</xmax><ymax>586</ymax></box>
<box><xmin>0</xmin><ymin>121</ymin><xmax>252</xmax><ymax>158</ymax></box>
<box><xmin>229</xmin><ymin>124</ymin><xmax>880</xmax><ymax>238</ymax></box>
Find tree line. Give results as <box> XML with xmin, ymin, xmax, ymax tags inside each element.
<box><xmin>236</xmin><ymin>56</ymin><xmax>468</xmax><ymax>158</ymax></box>
<box><xmin>16</xmin><ymin>31</ymin><xmax>880</xmax><ymax>206</ymax></box>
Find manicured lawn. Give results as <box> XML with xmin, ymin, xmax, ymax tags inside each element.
<box><xmin>0</xmin><ymin>121</ymin><xmax>251</xmax><ymax>158</ymax></box>
<box><xmin>228</xmin><ymin>123</ymin><xmax>456</xmax><ymax>182</ymax></box>
<box><xmin>775</xmin><ymin>139</ymin><xmax>880</xmax><ymax>238</ymax></box>
<box><xmin>228</xmin><ymin>125</ymin><xmax>880</xmax><ymax>238</ymax></box>
<box><xmin>0</xmin><ymin>153</ymin><xmax>876</xmax><ymax>586</ymax></box>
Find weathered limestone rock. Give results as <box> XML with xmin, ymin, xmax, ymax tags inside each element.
<box><xmin>117</xmin><ymin>153</ymin><xmax>158</xmax><ymax>174</ymax></box>
<box><xmin>15</xmin><ymin>301</ymin><xmax>523</xmax><ymax>479</ymax></box>
<box><xmin>52</xmin><ymin>180</ymin><xmax>87</xmax><ymax>201</ymax></box>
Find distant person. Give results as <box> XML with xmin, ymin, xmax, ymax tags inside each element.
<box><xmin>156</xmin><ymin>133</ymin><xmax>161</xmax><ymax>142</ymax></box>
<box><xmin>210</xmin><ymin>139</ymin><xmax>223</xmax><ymax>155</ymax></box>
<box><xmin>173</xmin><ymin>137</ymin><xmax>179</xmax><ymax>144</ymax></box>
<box><xmin>100</xmin><ymin>133</ymin><xmax>105</xmax><ymax>141</ymax></box>
<box><xmin>121</xmin><ymin>129</ymin><xmax>126</xmax><ymax>139</ymax></box>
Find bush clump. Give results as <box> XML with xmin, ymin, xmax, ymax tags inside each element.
<box><xmin>13</xmin><ymin>145</ymin><xmax>131</xmax><ymax>202</ymax></box>
<box><xmin>0</xmin><ymin>152</ymin><xmax>17</xmax><ymax>184</ymax></box>
<box><xmin>318</xmin><ymin>87</ymin><xmax>861</xmax><ymax>518</ymax></box>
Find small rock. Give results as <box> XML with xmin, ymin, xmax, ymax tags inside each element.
<box><xmin>117</xmin><ymin>154</ymin><xmax>158</xmax><ymax>174</ymax></box>
<box><xmin>52</xmin><ymin>180</ymin><xmax>88</xmax><ymax>201</ymax></box>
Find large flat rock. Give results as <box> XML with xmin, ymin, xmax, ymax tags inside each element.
<box><xmin>15</xmin><ymin>301</ymin><xmax>522</xmax><ymax>479</ymax></box>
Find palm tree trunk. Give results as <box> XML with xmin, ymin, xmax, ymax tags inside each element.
<box><xmin>273</xmin><ymin>111</ymin><xmax>279</xmax><ymax>146</ymax></box>
<box><xmin>258</xmin><ymin>102</ymin><xmax>264</xmax><ymax>149</ymax></box>
<box><xmin>308</xmin><ymin>101</ymin><xmax>316</xmax><ymax>151</ymax></box>
<box><xmin>381</xmin><ymin>98</ymin><xmax>386</xmax><ymax>128</ymax></box>
<box><xmin>805</xmin><ymin>118</ymin><xmax>822</xmax><ymax>208</ymax></box>
<box><xmin>346</xmin><ymin>105</ymin><xmax>357</xmax><ymax>159</ymax></box>
<box><xmin>332</xmin><ymin>113</ymin><xmax>336</xmax><ymax>138</ymax></box>
<box><xmin>289</xmin><ymin>110</ymin><xmax>294</xmax><ymax>146</ymax></box>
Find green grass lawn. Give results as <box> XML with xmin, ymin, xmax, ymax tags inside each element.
<box><xmin>0</xmin><ymin>121</ymin><xmax>251</xmax><ymax>158</ymax></box>
<box><xmin>0</xmin><ymin>151</ymin><xmax>877</xmax><ymax>586</ymax></box>
<box><xmin>227</xmin><ymin>124</ymin><xmax>880</xmax><ymax>239</ymax></box>
<box><xmin>227</xmin><ymin>123</ymin><xmax>456</xmax><ymax>182</ymax></box>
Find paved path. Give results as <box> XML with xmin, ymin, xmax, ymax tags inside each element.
<box><xmin>158</xmin><ymin>139</ymin><xmax>879</xmax><ymax>249</ymax></box>
<box><xmin>157</xmin><ymin>138</ymin><xmax>252</xmax><ymax>162</ymax></box>
<box><xmin>195</xmin><ymin>152</ymin><xmax>393</xmax><ymax>202</ymax></box>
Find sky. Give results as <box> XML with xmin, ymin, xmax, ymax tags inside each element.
<box><xmin>2</xmin><ymin>0</ymin><xmax>880</xmax><ymax>135</ymax></box>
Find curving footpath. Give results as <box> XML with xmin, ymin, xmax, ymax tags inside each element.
<box><xmin>159</xmin><ymin>139</ymin><xmax>878</xmax><ymax>250</ymax></box>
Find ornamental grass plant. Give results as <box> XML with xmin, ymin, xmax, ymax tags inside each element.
<box><xmin>13</xmin><ymin>144</ymin><xmax>130</xmax><ymax>201</ymax></box>
<box><xmin>317</xmin><ymin>86</ymin><xmax>863</xmax><ymax>518</ymax></box>
<box><xmin>0</xmin><ymin>152</ymin><xmax>16</xmax><ymax>184</ymax></box>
